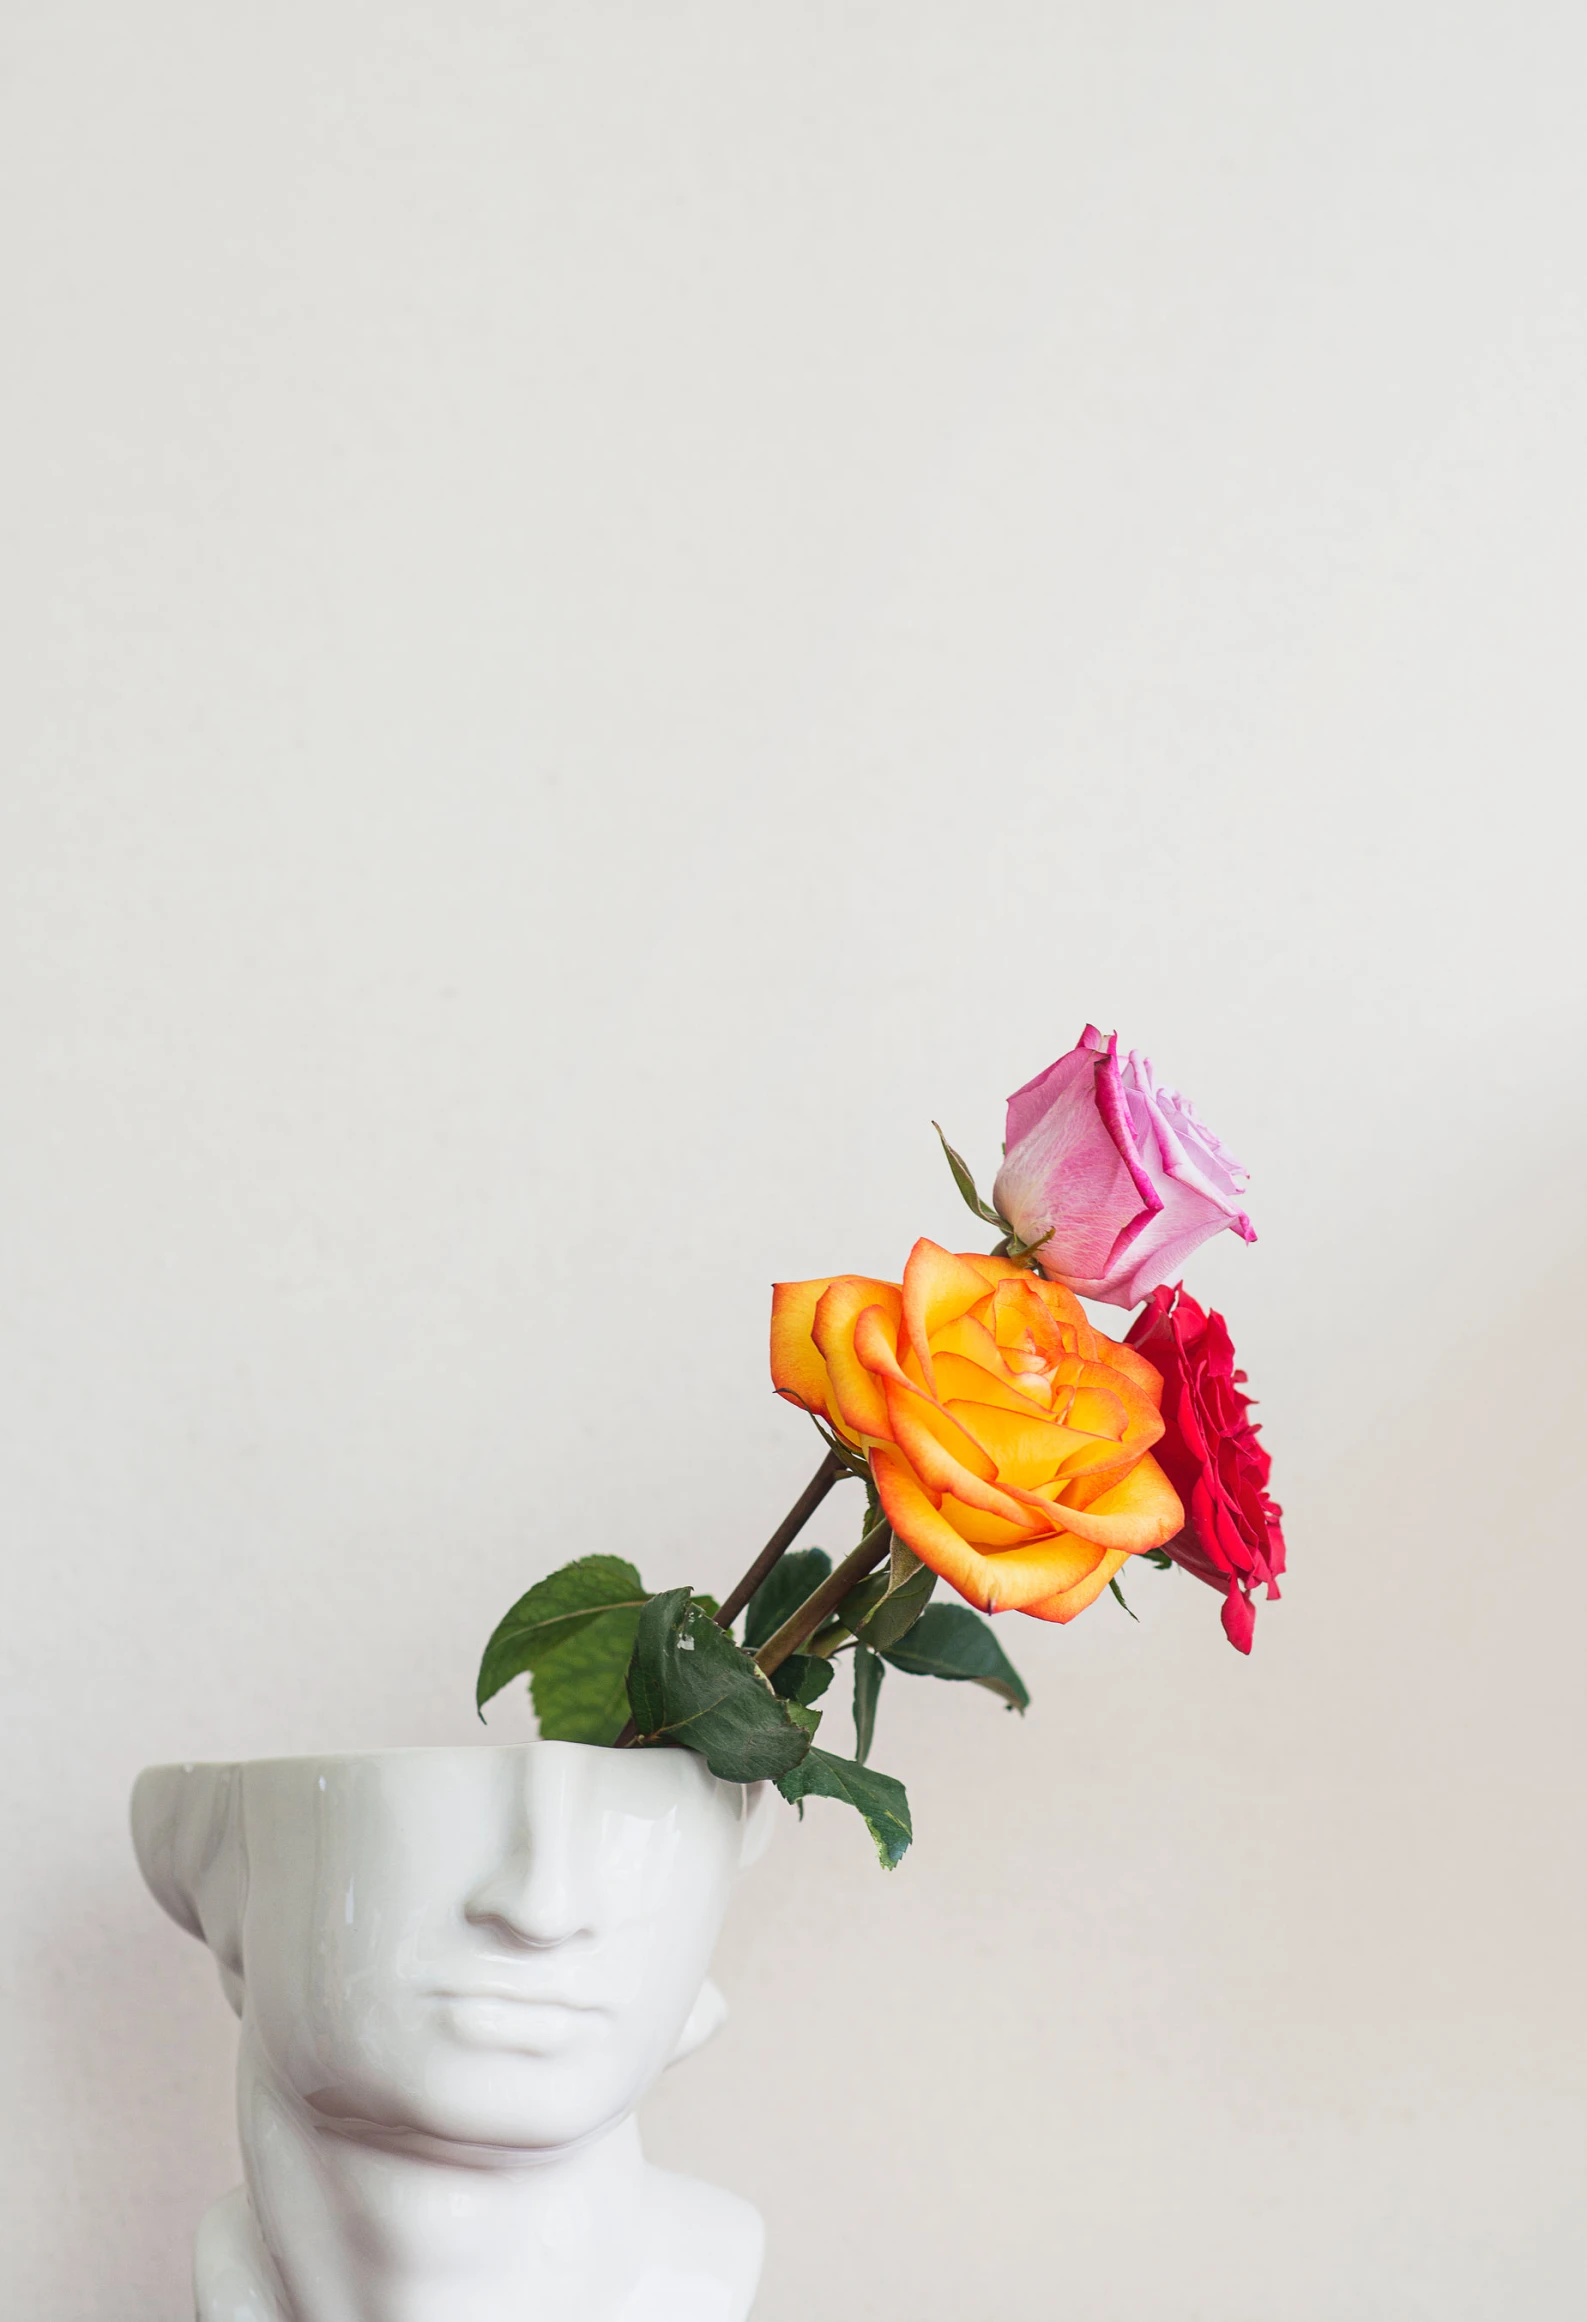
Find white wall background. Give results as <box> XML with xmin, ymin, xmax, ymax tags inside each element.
<box><xmin>3</xmin><ymin>5</ymin><xmax>1584</xmax><ymax>2316</ymax></box>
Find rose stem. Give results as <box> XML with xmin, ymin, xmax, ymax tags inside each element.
<box><xmin>753</xmin><ymin>1519</ymin><xmax>893</xmax><ymax>1679</ymax></box>
<box><xmin>613</xmin><ymin>1446</ymin><xmax>850</xmax><ymax>1747</ymax></box>
<box><xmin>713</xmin><ymin>1444</ymin><xmax>847</xmax><ymax>1630</ymax></box>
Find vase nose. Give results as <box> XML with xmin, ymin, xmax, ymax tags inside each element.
<box><xmin>463</xmin><ymin>1745</ymin><xmax>595</xmax><ymax>1947</ymax></box>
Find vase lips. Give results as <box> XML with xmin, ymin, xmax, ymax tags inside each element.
<box><xmin>435</xmin><ymin>1994</ymin><xmax>603</xmax><ymax>2057</ymax></box>
<box><xmin>429</xmin><ymin>1976</ymin><xmax>610</xmax><ymax>2009</ymax></box>
<box><xmin>428</xmin><ymin>1969</ymin><xmax>615</xmax><ymax>2055</ymax></box>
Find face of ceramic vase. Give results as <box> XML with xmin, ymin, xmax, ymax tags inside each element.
<box><xmin>139</xmin><ymin>1744</ymin><xmax>753</xmax><ymax>2155</ymax></box>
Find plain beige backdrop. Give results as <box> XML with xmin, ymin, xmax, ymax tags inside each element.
<box><xmin>3</xmin><ymin>4</ymin><xmax>1584</xmax><ymax>2317</ymax></box>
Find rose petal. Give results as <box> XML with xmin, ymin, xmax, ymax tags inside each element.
<box><xmin>1221</xmin><ymin>1588</ymin><xmax>1256</xmax><ymax>1654</ymax></box>
<box><xmin>770</xmin><ymin>1279</ymin><xmax>838</xmax><ymax>1422</ymax></box>
<box><xmin>1023</xmin><ymin>1546</ymin><xmax>1133</xmax><ymax>1625</ymax></box>
<box><xmin>872</xmin><ymin>1449</ymin><xmax>1106</xmax><ymax>1614</ymax></box>
<box><xmin>812</xmin><ymin>1277</ymin><xmax>902</xmax><ymax>1444</ymax></box>
<box><xmin>900</xmin><ymin>1239</ymin><xmax>996</xmax><ymax>1393</ymax></box>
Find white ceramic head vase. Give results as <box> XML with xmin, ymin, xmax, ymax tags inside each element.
<box><xmin>132</xmin><ymin>1744</ymin><xmax>773</xmax><ymax>2322</ymax></box>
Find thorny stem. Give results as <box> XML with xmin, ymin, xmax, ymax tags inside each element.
<box><xmin>753</xmin><ymin>1519</ymin><xmax>894</xmax><ymax>1678</ymax></box>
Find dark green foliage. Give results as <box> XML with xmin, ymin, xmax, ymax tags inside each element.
<box><xmin>852</xmin><ymin>1643</ymin><xmax>884</xmax><ymax>1763</ymax></box>
<box><xmin>843</xmin><ymin>1539</ymin><xmax>936</xmax><ymax>1652</ymax></box>
<box><xmin>881</xmin><ymin>1602</ymin><xmax>1030</xmax><ymax>1712</ymax></box>
<box><xmin>771</xmin><ymin>1653</ymin><xmax>836</xmax><ymax>1707</ymax></box>
<box><xmin>776</xmin><ymin>1748</ymin><xmax>913</xmax><ymax>1869</ymax></box>
<box><xmin>527</xmin><ymin>1609</ymin><xmax>648</xmax><ymax>1744</ymax></box>
<box><xmin>625</xmin><ymin>1589</ymin><xmax>812</xmax><ymax>1783</ymax></box>
<box><xmin>476</xmin><ymin>1556</ymin><xmax>651</xmax><ymax>1742</ymax></box>
<box><xmin>743</xmin><ymin>1547</ymin><xmax>833</xmax><ymax>1651</ymax></box>
<box><xmin>475</xmin><ymin>1532</ymin><xmax>1025</xmax><ymax>1870</ymax></box>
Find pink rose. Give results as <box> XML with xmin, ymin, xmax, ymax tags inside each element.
<box><xmin>991</xmin><ymin>1027</ymin><xmax>1254</xmax><ymax>1309</ymax></box>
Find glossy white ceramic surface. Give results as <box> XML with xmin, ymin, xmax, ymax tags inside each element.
<box><xmin>132</xmin><ymin>1744</ymin><xmax>771</xmax><ymax>2322</ymax></box>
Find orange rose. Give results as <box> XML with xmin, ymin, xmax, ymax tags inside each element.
<box><xmin>771</xmin><ymin>1238</ymin><xmax>1183</xmax><ymax>1622</ymax></box>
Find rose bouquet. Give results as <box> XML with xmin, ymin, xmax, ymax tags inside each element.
<box><xmin>479</xmin><ymin>1027</ymin><xmax>1285</xmax><ymax>1865</ymax></box>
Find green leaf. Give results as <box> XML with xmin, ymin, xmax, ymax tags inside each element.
<box><xmin>880</xmin><ymin>1603</ymin><xmax>1030</xmax><ymax>1713</ymax></box>
<box><xmin>785</xmin><ymin>1698</ymin><xmax>823</xmax><ymax>1739</ymax></box>
<box><xmin>771</xmin><ymin>1652</ymin><xmax>835</xmax><ymax>1707</ymax></box>
<box><xmin>743</xmin><ymin>1547</ymin><xmax>833</xmax><ymax>1651</ymax></box>
<box><xmin>529</xmin><ymin>1606</ymin><xmax>646</xmax><ymax>1744</ymax></box>
<box><xmin>933</xmin><ymin>1121</ymin><xmax>1007</xmax><ymax>1228</ymax></box>
<box><xmin>776</xmin><ymin>1748</ymin><xmax>913</xmax><ymax>1869</ymax></box>
<box><xmin>477</xmin><ymin>1556</ymin><xmax>650</xmax><ymax>1717</ymax></box>
<box><xmin>834</xmin><ymin>1569</ymin><xmax>887</xmax><ymax>1632</ymax></box>
<box><xmin>1108</xmin><ymin>1575</ymin><xmax>1139</xmax><ymax>1621</ymax></box>
<box><xmin>626</xmin><ymin>1589</ymin><xmax>812</xmax><ymax>1783</ymax></box>
<box><xmin>848</xmin><ymin>1537</ymin><xmax>936</xmax><ymax>1652</ymax></box>
<box><xmin>852</xmin><ymin>1643</ymin><xmax>884</xmax><ymax>1763</ymax></box>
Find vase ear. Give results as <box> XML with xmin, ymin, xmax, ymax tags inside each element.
<box><xmin>665</xmin><ymin>1976</ymin><xmax>729</xmax><ymax>2068</ymax></box>
<box><xmin>738</xmin><ymin>1779</ymin><xmax>778</xmax><ymax>1870</ymax></box>
<box><xmin>130</xmin><ymin>1763</ymin><xmax>247</xmax><ymax>2016</ymax></box>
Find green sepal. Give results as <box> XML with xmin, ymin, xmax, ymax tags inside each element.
<box><xmin>852</xmin><ymin>1643</ymin><xmax>884</xmax><ymax>1764</ymax></box>
<box><xmin>880</xmin><ymin>1602</ymin><xmax>1030</xmax><ymax>1713</ymax></box>
<box><xmin>743</xmin><ymin>1546</ymin><xmax>833</xmax><ymax>1651</ymax></box>
<box><xmin>776</xmin><ymin>1747</ymin><xmax>913</xmax><ymax>1869</ymax></box>
<box><xmin>991</xmin><ymin>1223</ymin><xmax>1057</xmax><ymax>1266</ymax></box>
<box><xmin>805</xmin><ymin>1414</ymin><xmax>873</xmax><ymax>1482</ymax></box>
<box><xmin>933</xmin><ymin>1121</ymin><xmax>1007</xmax><ymax>1228</ymax></box>
<box><xmin>625</xmin><ymin>1589</ymin><xmax>812</xmax><ymax>1782</ymax></box>
<box><xmin>1108</xmin><ymin>1575</ymin><xmax>1139</xmax><ymax>1620</ymax></box>
<box><xmin>477</xmin><ymin>1555</ymin><xmax>650</xmax><ymax>1735</ymax></box>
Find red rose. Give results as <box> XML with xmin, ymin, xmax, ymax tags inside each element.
<box><xmin>1125</xmin><ymin>1285</ymin><xmax>1284</xmax><ymax>1653</ymax></box>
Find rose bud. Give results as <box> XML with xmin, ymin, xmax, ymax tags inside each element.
<box><xmin>991</xmin><ymin>1027</ymin><xmax>1254</xmax><ymax>1309</ymax></box>
<box><xmin>1125</xmin><ymin>1283</ymin><xmax>1285</xmax><ymax>1653</ymax></box>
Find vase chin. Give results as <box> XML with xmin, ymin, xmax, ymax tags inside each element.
<box><xmin>132</xmin><ymin>1742</ymin><xmax>768</xmax><ymax>2322</ymax></box>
